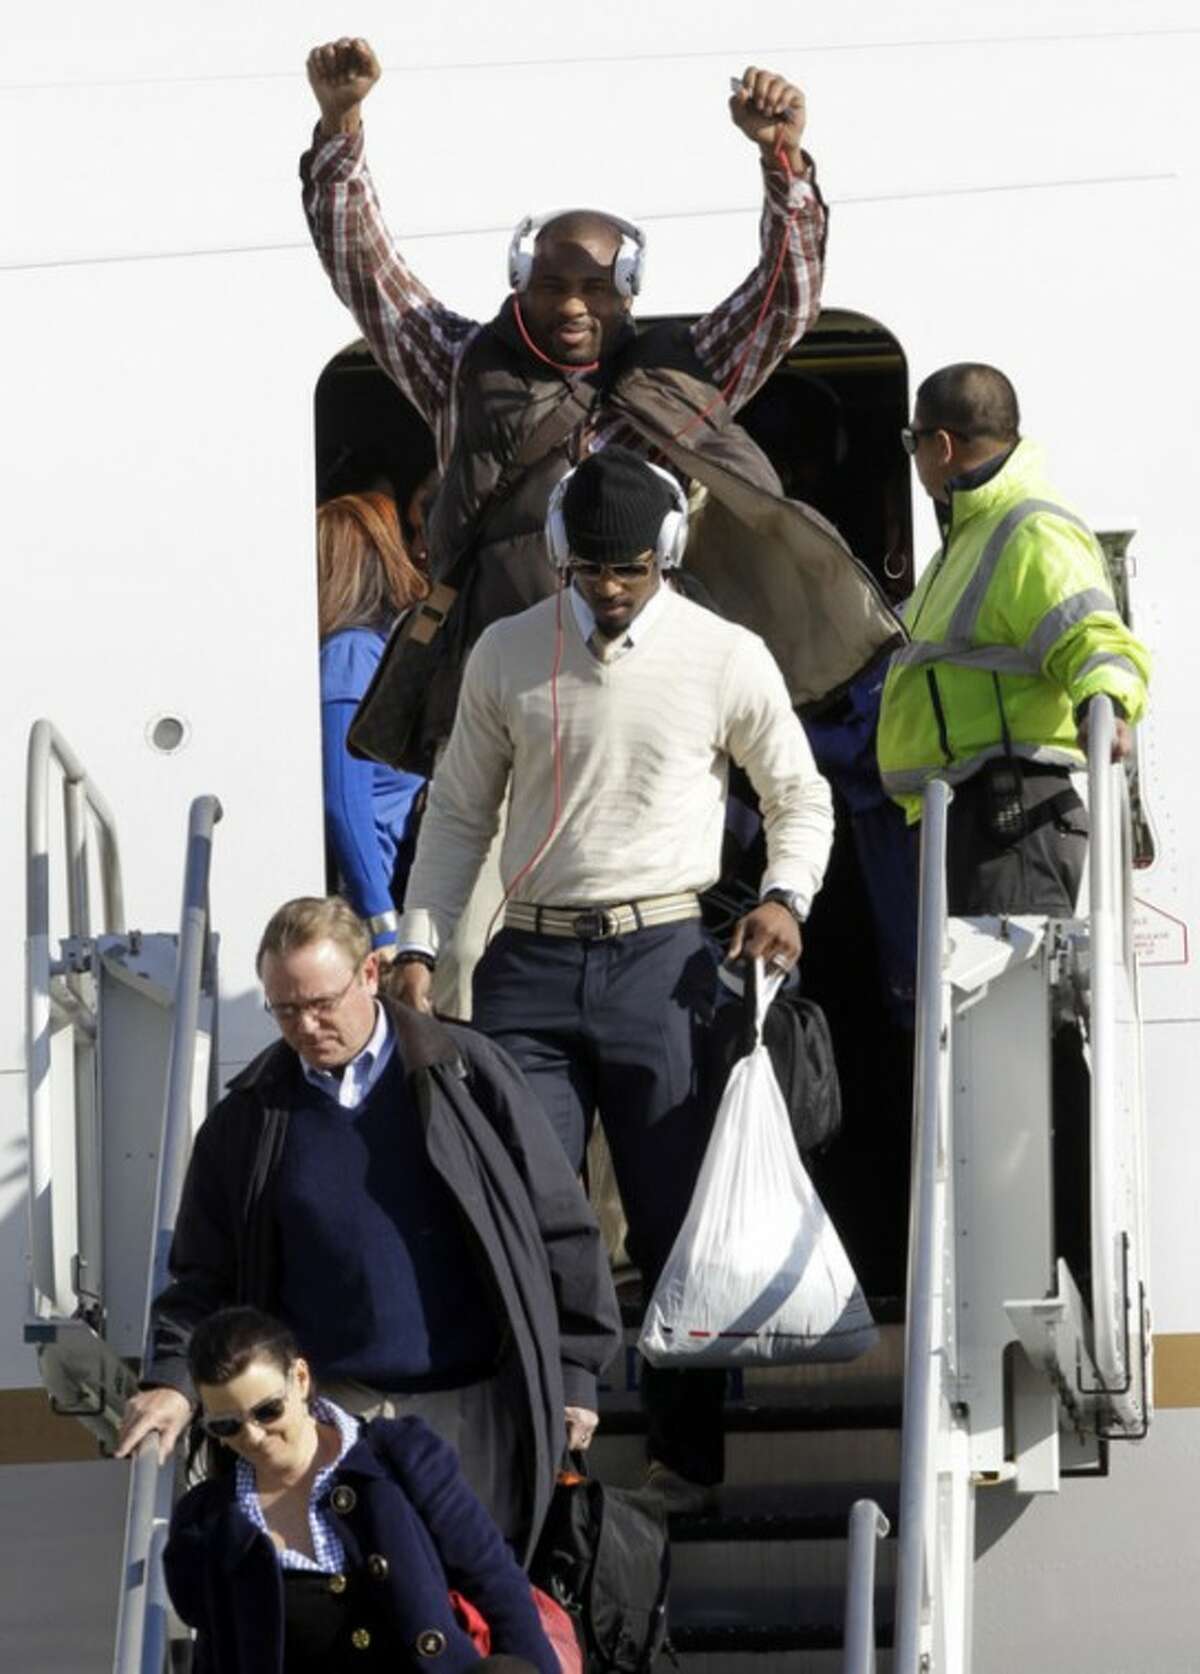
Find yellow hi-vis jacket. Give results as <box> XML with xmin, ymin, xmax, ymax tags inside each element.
<box><xmin>878</xmin><ymin>440</ymin><xmax>1150</xmax><ymax>822</ymax></box>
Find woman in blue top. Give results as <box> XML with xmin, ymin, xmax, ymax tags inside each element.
<box><xmin>318</xmin><ymin>492</ymin><xmax>429</xmax><ymax>953</ymax></box>
<box><xmin>164</xmin><ymin>1307</ymin><xmax>561</xmax><ymax>1674</ymax></box>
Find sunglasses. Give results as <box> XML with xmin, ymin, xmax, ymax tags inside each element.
<box><xmin>900</xmin><ymin>424</ymin><xmax>975</xmax><ymax>456</ymax></box>
<box><xmin>200</xmin><ymin>1387</ymin><xmax>290</xmax><ymax>1439</ymax></box>
<box><xmin>568</xmin><ymin>558</ymin><xmax>655</xmax><ymax>581</ymax></box>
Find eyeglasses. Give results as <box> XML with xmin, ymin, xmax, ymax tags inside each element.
<box><xmin>200</xmin><ymin>1386</ymin><xmax>291</xmax><ymax>1439</ymax></box>
<box><xmin>899</xmin><ymin>426</ymin><xmax>937</xmax><ymax>456</ymax></box>
<box><xmin>264</xmin><ymin>965</ymin><xmax>362</xmax><ymax>1022</ymax></box>
<box><xmin>900</xmin><ymin>424</ymin><xmax>973</xmax><ymax>456</ymax></box>
<box><xmin>568</xmin><ymin>558</ymin><xmax>655</xmax><ymax>580</ymax></box>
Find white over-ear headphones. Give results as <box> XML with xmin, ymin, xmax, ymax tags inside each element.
<box><xmin>545</xmin><ymin>460</ymin><xmax>689</xmax><ymax>573</ymax></box>
<box><xmin>508</xmin><ymin>209</ymin><xmax>647</xmax><ymax>299</ymax></box>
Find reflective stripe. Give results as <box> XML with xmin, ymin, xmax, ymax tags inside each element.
<box><xmin>1025</xmin><ymin>586</ymin><xmax>1117</xmax><ymax>669</ymax></box>
<box><xmin>1074</xmin><ymin>651</ymin><xmax>1141</xmax><ymax>685</ymax></box>
<box><xmin>891</xmin><ymin>638</ymin><xmax>1038</xmax><ymax>675</ymax></box>
<box><xmin>880</xmin><ymin>740</ymin><xmax>1083</xmax><ymax>796</ymax></box>
<box><xmin>946</xmin><ymin>498</ymin><xmax>1092</xmax><ymax>643</ymax></box>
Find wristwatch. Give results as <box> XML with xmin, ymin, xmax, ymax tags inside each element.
<box><xmin>393</xmin><ymin>950</ymin><xmax>437</xmax><ymax>971</ymax></box>
<box><xmin>761</xmin><ymin>888</ymin><xmax>806</xmax><ymax>925</ymax></box>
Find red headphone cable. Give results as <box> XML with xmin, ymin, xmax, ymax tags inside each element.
<box><xmin>486</xmin><ymin>138</ymin><xmax>799</xmax><ymax>939</ymax></box>
<box><xmin>512</xmin><ymin>296</ymin><xmax>601</xmax><ymax>377</ymax></box>
<box><xmin>667</xmin><ymin>140</ymin><xmax>799</xmax><ymax>445</ymax></box>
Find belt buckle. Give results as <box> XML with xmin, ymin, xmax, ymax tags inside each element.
<box><xmin>572</xmin><ymin>907</ymin><xmax>619</xmax><ymax>940</ymax></box>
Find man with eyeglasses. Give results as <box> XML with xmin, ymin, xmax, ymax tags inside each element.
<box><xmin>393</xmin><ymin>446</ymin><xmax>834</xmax><ymax>1512</ymax></box>
<box><xmin>116</xmin><ymin>895</ymin><xmax>620</xmax><ymax>1560</ymax></box>
<box><xmin>880</xmin><ymin>362</ymin><xmax>1150</xmax><ymax>914</ymax></box>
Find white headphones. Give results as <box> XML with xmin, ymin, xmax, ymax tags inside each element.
<box><xmin>508</xmin><ymin>209</ymin><xmax>647</xmax><ymax>299</ymax></box>
<box><xmin>545</xmin><ymin>460</ymin><xmax>690</xmax><ymax>573</ymax></box>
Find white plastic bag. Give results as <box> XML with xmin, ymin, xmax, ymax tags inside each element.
<box><xmin>639</xmin><ymin>961</ymin><xmax>877</xmax><ymax>1368</ymax></box>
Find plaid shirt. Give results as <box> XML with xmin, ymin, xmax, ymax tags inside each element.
<box><xmin>235</xmin><ymin>1397</ymin><xmax>359</xmax><ymax>1574</ymax></box>
<box><xmin>301</xmin><ymin>126</ymin><xmax>828</xmax><ymax>469</ymax></box>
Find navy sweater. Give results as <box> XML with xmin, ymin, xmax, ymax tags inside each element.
<box><xmin>275</xmin><ymin>1056</ymin><xmax>503</xmax><ymax>1387</ymax></box>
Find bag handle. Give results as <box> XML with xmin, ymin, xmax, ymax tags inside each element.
<box><xmin>747</xmin><ymin>957</ymin><xmax>785</xmax><ymax>1044</ymax></box>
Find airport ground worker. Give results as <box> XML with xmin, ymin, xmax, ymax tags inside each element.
<box><xmin>116</xmin><ymin>896</ymin><xmax>620</xmax><ymax>1561</ymax></box>
<box><xmin>878</xmin><ymin>362</ymin><xmax>1150</xmax><ymax>914</ymax></box>
<box><xmin>393</xmin><ymin>448</ymin><xmax>834</xmax><ymax>1513</ymax></box>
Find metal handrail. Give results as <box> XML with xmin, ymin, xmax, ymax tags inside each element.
<box><xmin>843</xmin><ymin>1497</ymin><xmax>890</xmax><ymax>1674</ymax></box>
<box><xmin>112</xmin><ymin>794</ymin><xmax>222</xmax><ymax>1674</ymax></box>
<box><xmin>893</xmin><ymin>777</ymin><xmax>951</xmax><ymax>1674</ymax></box>
<box><xmin>25</xmin><ymin>720</ymin><xmax>125</xmax><ymax>1317</ymax></box>
<box><xmin>1086</xmin><ymin>696</ymin><xmax>1136</xmax><ymax>1399</ymax></box>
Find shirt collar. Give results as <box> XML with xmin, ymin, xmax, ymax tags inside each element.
<box><xmin>570</xmin><ymin>578</ymin><xmax>669</xmax><ymax>653</ymax></box>
<box><xmin>300</xmin><ymin>1001</ymin><xmax>393</xmax><ymax>1105</ymax></box>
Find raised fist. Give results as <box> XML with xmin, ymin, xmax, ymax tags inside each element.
<box><xmin>729</xmin><ymin>66</ymin><xmax>807</xmax><ymax>171</ymax></box>
<box><xmin>307</xmin><ymin>37</ymin><xmax>382</xmax><ymax>135</ymax></box>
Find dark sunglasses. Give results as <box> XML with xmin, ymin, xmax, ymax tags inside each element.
<box><xmin>200</xmin><ymin>1388</ymin><xmax>290</xmax><ymax>1439</ymax></box>
<box><xmin>900</xmin><ymin>423</ymin><xmax>975</xmax><ymax>456</ymax></box>
<box><xmin>568</xmin><ymin>558</ymin><xmax>655</xmax><ymax>581</ymax></box>
<box><xmin>899</xmin><ymin>425</ymin><xmax>938</xmax><ymax>456</ymax></box>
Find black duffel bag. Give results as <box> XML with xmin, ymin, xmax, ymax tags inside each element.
<box><xmin>705</xmin><ymin>963</ymin><xmax>842</xmax><ymax>1156</ymax></box>
<box><xmin>347</xmin><ymin>386</ymin><xmax>592</xmax><ymax>778</ymax></box>
<box><xmin>530</xmin><ymin>1462</ymin><xmax>670</xmax><ymax>1674</ymax></box>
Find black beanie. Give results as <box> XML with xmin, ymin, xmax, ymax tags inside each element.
<box><xmin>560</xmin><ymin>446</ymin><xmax>677</xmax><ymax>563</ymax></box>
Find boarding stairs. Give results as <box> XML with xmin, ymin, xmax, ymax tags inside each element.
<box><xmin>21</xmin><ymin>698</ymin><xmax>1151</xmax><ymax>1674</ymax></box>
<box><xmin>23</xmin><ymin>719</ymin><xmax>221</xmax><ymax>1673</ymax></box>
<box><xmin>589</xmin><ymin>696</ymin><xmax>1152</xmax><ymax>1673</ymax></box>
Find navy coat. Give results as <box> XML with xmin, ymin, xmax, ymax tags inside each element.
<box><xmin>146</xmin><ymin>1001</ymin><xmax>620</xmax><ymax>1559</ymax></box>
<box><xmin>163</xmin><ymin>1414</ymin><xmax>560</xmax><ymax>1674</ymax></box>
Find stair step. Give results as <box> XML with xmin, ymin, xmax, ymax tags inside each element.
<box><xmin>590</xmin><ymin>1425</ymin><xmax>902</xmax><ymax>1489</ymax></box>
<box><xmin>672</xmin><ymin>1651</ymin><xmax>893</xmax><ymax>1674</ymax></box>
<box><xmin>598</xmin><ymin>1324</ymin><xmax>904</xmax><ymax>1419</ymax></box>
<box><xmin>598</xmin><ymin>1401</ymin><xmax>902</xmax><ymax>1437</ymax></box>
<box><xmin>671</xmin><ymin>1534</ymin><xmax>897</xmax><ymax>1598</ymax></box>
<box><xmin>669</xmin><ymin>1481</ymin><xmax>899</xmax><ymax>1542</ymax></box>
<box><xmin>669</xmin><ymin>1584</ymin><xmax>894</xmax><ymax>1651</ymax></box>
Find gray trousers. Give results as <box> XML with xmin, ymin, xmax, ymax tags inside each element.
<box><xmin>321</xmin><ymin>1358</ymin><xmax>530</xmax><ymax>1551</ymax></box>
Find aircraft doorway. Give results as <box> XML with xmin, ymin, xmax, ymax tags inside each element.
<box><xmin>314</xmin><ymin>305</ymin><xmax>912</xmax><ymax>590</ymax></box>
<box><xmin>312</xmin><ymin>313</ymin><xmax>916</xmax><ymax>1298</ymax></box>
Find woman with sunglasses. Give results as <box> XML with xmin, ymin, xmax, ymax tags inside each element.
<box><xmin>163</xmin><ymin>1307</ymin><xmax>564</xmax><ymax>1674</ymax></box>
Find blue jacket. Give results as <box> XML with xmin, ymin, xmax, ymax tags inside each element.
<box><xmin>321</xmin><ymin>626</ymin><xmax>425</xmax><ymax>943</ymax></box>
<box><xmin>163</xmin><ymin>1414</ymin><xmax>558</xmax><ymax>1674</ymax></box>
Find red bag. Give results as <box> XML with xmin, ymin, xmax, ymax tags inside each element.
<box><xmin>449</xmin><ymin>1585</ymin><xmax>582</xmax><ymax>1674</ymax></box>
<box><xmin>449</xmin><ymin>1589</ymin><xmax>492</xmax><ymax>1654</ymax></box>
<box><xmin>532</xmin><ymin>1583</ymin><xmax>584</xmax><ymax>1674</ymax></box>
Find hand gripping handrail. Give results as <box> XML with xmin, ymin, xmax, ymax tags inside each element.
<box><xmin>112</xmin><ymin>793</ymin><xmax>222</xmax><ymax>1674</ymax></box>
<box><xmin>893</xmin><ymin>777</ymin><xmax>951</xmax><ymax>1674</ymax></box>
<box><xmin>1086</xmin><ymin>696</ymin><xmax>1137</xmax><ymax>1406</ymax></box>
<box><xmin>843</xmin><ymin>1497</ymin><xmax>891</xmax><ymax>1674</ymax></box>
<box><xmin>25</xmin><ymin>720</ymin><xmax>125</xmax><ymax>1317</ymax></box>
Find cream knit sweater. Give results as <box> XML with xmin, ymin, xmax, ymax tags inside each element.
<box><xmin>399</xmin><ymin>587</ymin><xmax>833</xmax><ymax>954</ymax></box>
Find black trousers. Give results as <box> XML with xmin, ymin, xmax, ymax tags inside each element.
<box><xmin>472</xmin><ymin>921</ymin><xmax>727</xmax><ymax>1485</ymax></box>
<box><xmin>945</xmin><ymin>762</ymin><xmax>1088</xmax><ymax>917</ymax></box>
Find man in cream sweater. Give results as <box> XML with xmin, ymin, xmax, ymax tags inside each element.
<box><xmin>394</xmin><ymin>447</ymin><xmax>834</xmax><ymax>1510</ymax></box>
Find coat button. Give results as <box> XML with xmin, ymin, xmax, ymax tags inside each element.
<box><xmin>417</xmin><ymin>1629</ymin><xmax>447</xmax><ymax>1658</ymax></box>
<box><xmin>351</xmin><ymin>1628</ymin><xmax>372</xmax><ymax>1650</ymax></box>
<box><xmin>367</xmin><ymin>1553</ymin><xmax>389</xmax><ymax>1580</ymax></box>
<box><xmin>327</xmin><ymin>1573</ymin><xmax>348</xmax><ymax>1595</ymax></box>
<box><xmin>330</xmin><ymin>1485</ymin><xmax>357</xmax><ymax>1515</ymax></box>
